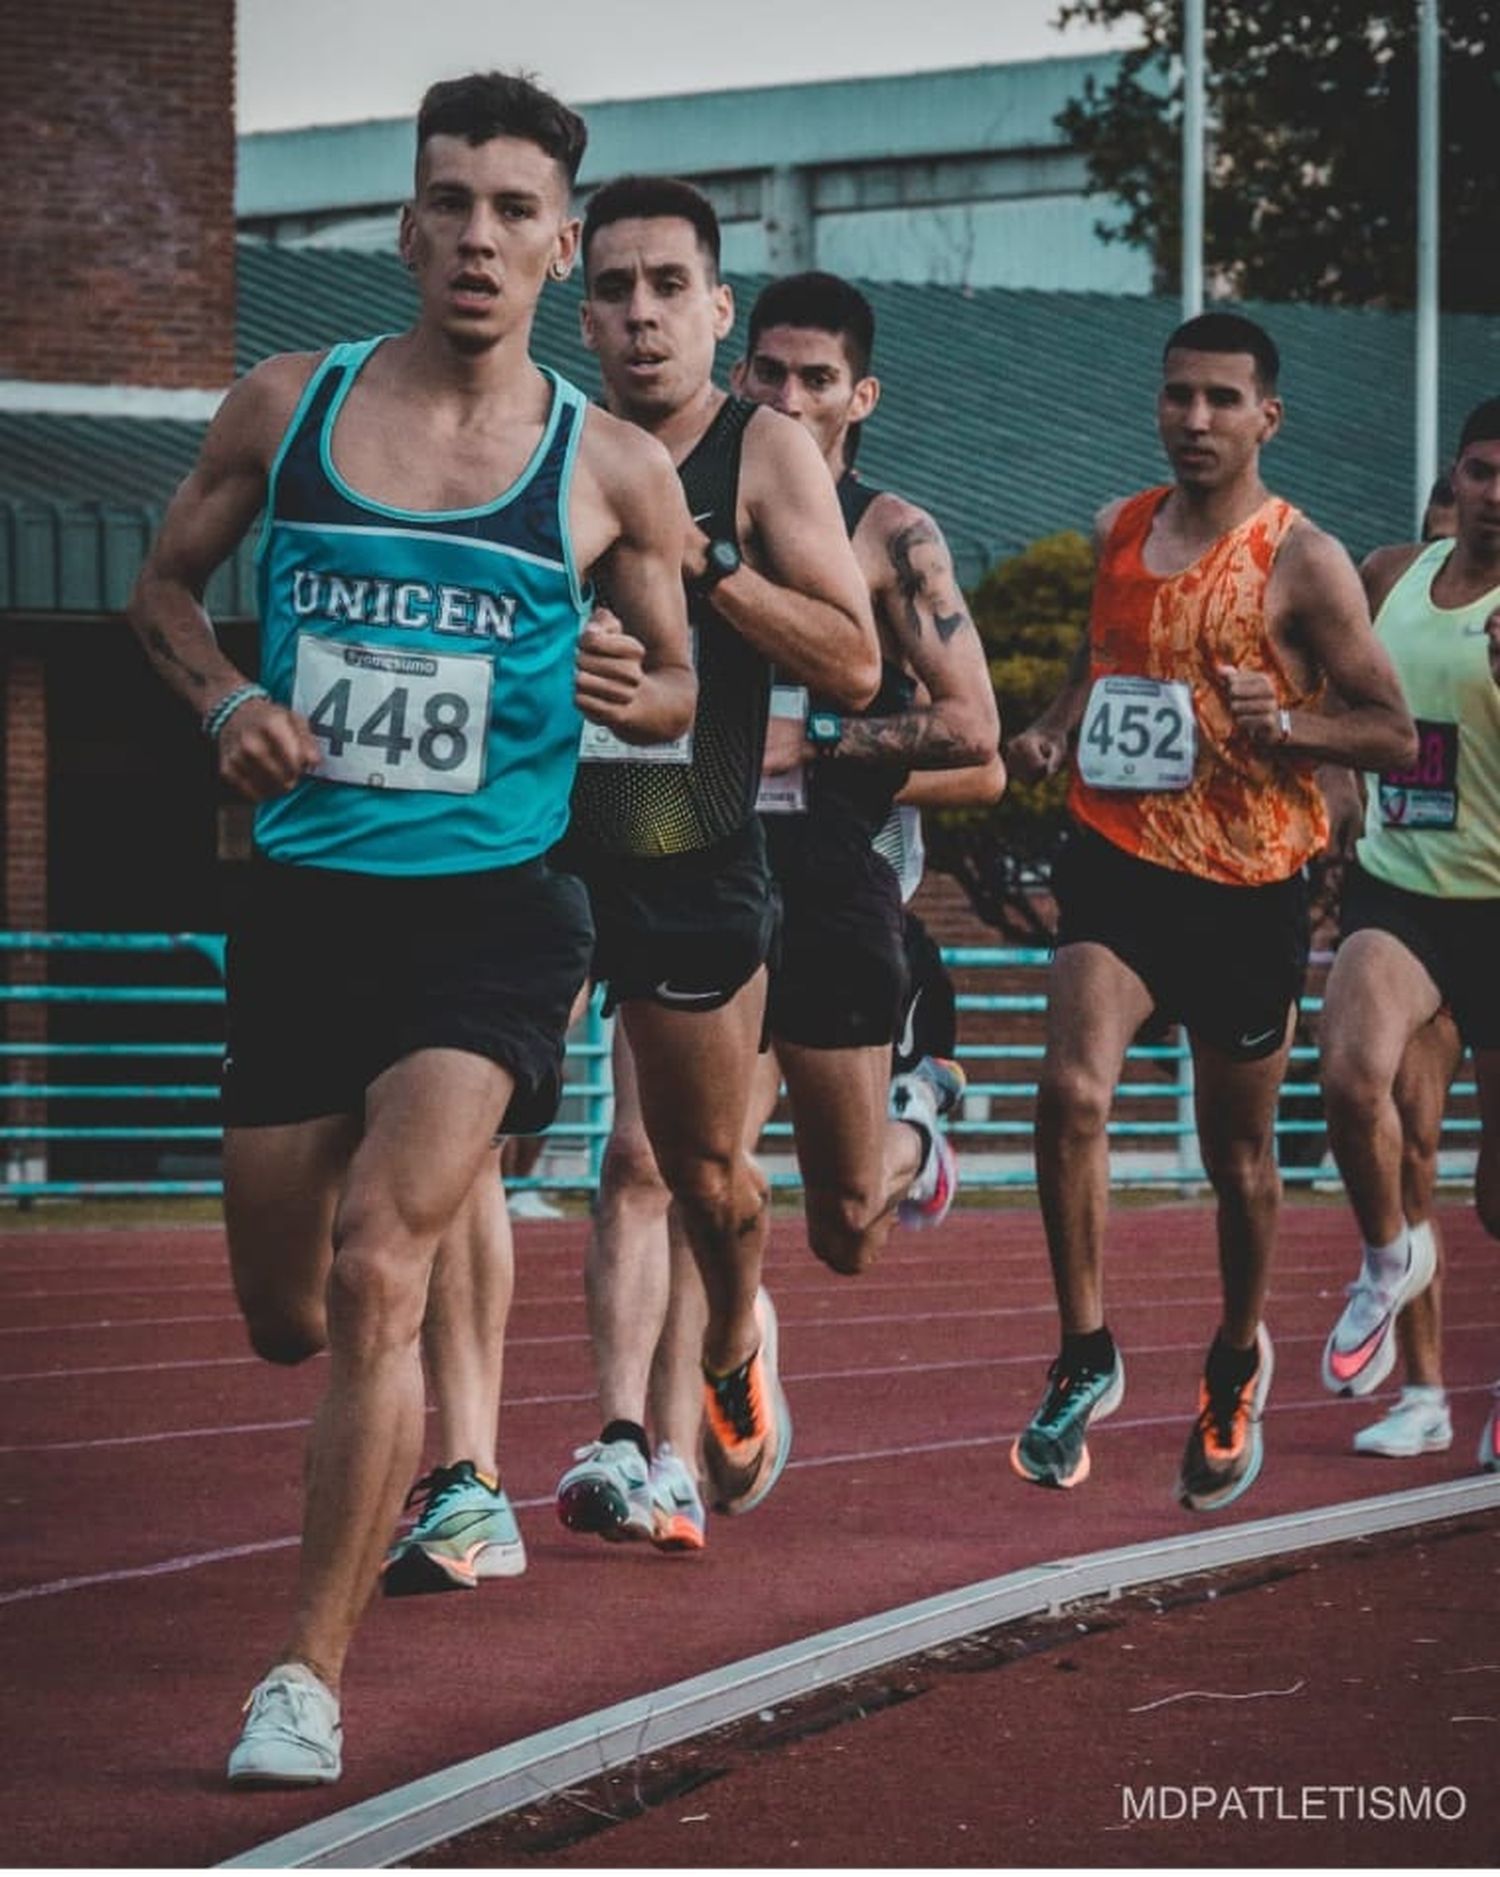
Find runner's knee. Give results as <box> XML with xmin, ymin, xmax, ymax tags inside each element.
<box><xmin>242</xmin><ymin>1296</ymin><xmax>326</xmax><ymax>1366</ymax></box>
<box><xmin>1036</xmin><ymin>1059</ymin><xmax>1112</xmax><ymax>1138</ymax></box>
<box><xmin>599</xmin><ymin>1128</ymin><xmax>669</xmax><ymax>1209</ymax></box>
<box><xmin>806</xmin><ymin>1191</ymin><xmax>883</xmax><ymax>1276</ymax></box>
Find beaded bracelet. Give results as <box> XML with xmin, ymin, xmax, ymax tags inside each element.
<box><xmin>202</xmin><ymin>683</ymin><xmax>269</xmax><ymax>742</ymax></box>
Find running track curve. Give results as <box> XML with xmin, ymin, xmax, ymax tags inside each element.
<box><xmin>1</xmin><ymin>1199</ymin><xmax>1496</xmax><ymax>1866</ymax></box>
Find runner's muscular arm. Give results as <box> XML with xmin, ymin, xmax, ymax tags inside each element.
<box><xmin>1007</xmin><ymin>499</ymin><xmax>1121</xmax><ymax>782</ymax></box>
<box><xmin>1221</xmin><ymin>524</ymin><xmax>1417</xmax><ymax>771</ymax></box>
<box><xmin>1315</xmin><ymin>543</ymin><xmax>1422</xmax><ymax>853</ymax></box>
<box><xmin>126</xmin><ymin>354</ymin><xmax>323</xmax><ymax>801</ymax></box>
<box><xmin>699</xmin><ymin>407</ymin><xmax>880</xmax><ymax>708</ymax></box>
<box><xmin>896</xmin><ymin>753</ymin><xmax>1006</xmax><ymax>808</ymax></box>
<box><xmin>576</xmin><ymin>417</ymin><xmax>697</xmax><ymax>743</ymax></box>
<box><xmin>818</xmin><ymin>496</ymin><xmax>999</xmax><ymax>769</ymax></box>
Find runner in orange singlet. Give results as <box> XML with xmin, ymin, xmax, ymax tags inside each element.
<box><xmin>1007</xmin><ymin>311</ymin><xmax>1415</xmax><ymax>1512</ymax></box>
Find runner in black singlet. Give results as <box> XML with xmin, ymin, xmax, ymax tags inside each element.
<box><xmin>551</xmin><ymin>182</ymin><xmax>882</xmax><ymax>1552</ymax></box>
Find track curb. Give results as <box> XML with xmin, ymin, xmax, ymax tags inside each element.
<box><xmin>223</xmin><ymin>1473</ymin><xmax>1500</xmax><ymax>1868</ymax></box>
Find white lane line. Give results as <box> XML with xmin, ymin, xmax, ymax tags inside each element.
<box><xmin>6</xmin><ymin>1384</ymin><xmax>1496</xmax><ymax>1608</ymax></box>
<box><xmin>220</xmin><ymin>1474</ymin><xmax>1500</xmax><ymax>1869</ymax></box>
<box><xmin>6</xmin><ymin>1326</ymin><xmax>1500</xmax><ymax>1457</ymax></box>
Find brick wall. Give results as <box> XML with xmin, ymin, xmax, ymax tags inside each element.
<box><xmin>0</xmin><ymin>0</ymin><xmax>236</xmax><ymax>388</ymax></box>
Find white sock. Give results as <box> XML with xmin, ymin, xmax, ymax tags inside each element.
<box><xmin>1396</xmin><ymin>1384</ymin><xmax>1445</xmax><ymax>1406</ymax></box>
<box><xmin>1362</xmin><ymin>1229</ymin><xmax>1409</xmax><ymax>1289</ymax></box>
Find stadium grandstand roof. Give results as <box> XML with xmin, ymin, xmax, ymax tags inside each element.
<box><xmin>4</xmin><ymin>242</ymin><xmax>1499</xmax><ymax>613</ymax></box>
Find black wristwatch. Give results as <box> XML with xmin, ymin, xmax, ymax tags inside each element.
<box><xmin>806</xmin><ymin>708</ymin><xmax>842</xmax><ymax>752</ymax></box>
<box><xmin>691</xmin><ymin>537</ymin><xmax>742</xmax><ymax>597</ymax></box>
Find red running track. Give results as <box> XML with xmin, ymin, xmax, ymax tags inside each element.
<box><xmin>1</xmin><ymin>1199</ymin><xmax>1496</xmax><ymax>1867</ymax></box>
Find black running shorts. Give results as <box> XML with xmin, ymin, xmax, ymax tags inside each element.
<box><xmin>892</xmin><ymin>910</ymin><xmax>958</xmax><ymax>1076</ymax></box>
<box><xmin>555</xmin><ymin>816</ymin><xmax>778</xmax><ymax>1016</ymax></box>
<box><xmin>1052</xmin><ymin>826</ymin><xmax>1310</xmax><ymax>1061</ymax></box>
<box><xmin>763</xmin><ymin>816</ymin><xmax>907</xmax><ymax>1050</ymax></box>
<box><xmin>1339</xmin><ymin>861</ymin><xmax>1500</xmax><ymax>1049</ymax></box>
<box><xmin>221</xmin><ymin>857</ymin><xmax>594</xmax><ymax>1133</ymax></box>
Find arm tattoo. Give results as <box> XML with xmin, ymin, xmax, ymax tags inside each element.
<box><xmin>837</xmin><ymin>711</ymin><xmax>973</xmax><ymax>765</ymax></box>
<box><xmin>888</xmin><ymin>519</ymin><xmax>970</xmax><ymax>644</ymax></box>
<box><xmin>143</xmin><ymin>624</ymin><xmax>212</xmax><ymax>694</ymax></box>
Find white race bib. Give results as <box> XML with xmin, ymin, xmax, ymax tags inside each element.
<box><xmin>293</xmin><ymin>634</ymin><xmax>490</xmax><ymax>795</ymax></box>
<box><xmin>578</xmin><ymin>626</ymin><xmax>696</xmax><ymax>765</ymax></box>
<box><xmin>755</xmin><ymin>683</ymin><xmax>809</xmax><ymax>815</ymax></box>
<box><xmin>1077</xmin><ymin>676</ymin><xmax>1196</xmax><ymax>792</ymax></box>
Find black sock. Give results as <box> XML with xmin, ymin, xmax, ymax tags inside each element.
<box><xmin>600</xmin><ymin>1419</ymin><xmax>651</xmax><ymax>1464</ymax></box>
<box><xmin>1060</xmin><ymin>1327</ymin><xmax>1116</xmax><ymax>1376</ymax></box>
<box><xmin>1205</xmin><ymin>1332</ymin><xmax>1258</xmax><ymax>1393</ymax></box>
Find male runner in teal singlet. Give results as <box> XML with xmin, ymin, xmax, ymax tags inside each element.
<box><xmin>127</xmin><ymin>73</ymin><xmax>695</xmax><ymax>1786</ymax></box>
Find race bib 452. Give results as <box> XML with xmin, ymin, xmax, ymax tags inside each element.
<box><xmin>1077</xmin><ymin>676</ymin><xmax>1196</xmax><ymax>792</ymax></box>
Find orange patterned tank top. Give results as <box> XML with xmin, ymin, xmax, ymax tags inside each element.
<box><xmin>1066</xmin><ymin>486</ymin><xmax>1328</xmax><ymax>885</ymax></box>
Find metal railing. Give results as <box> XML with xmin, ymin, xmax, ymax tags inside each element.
<box><xmin>0</xmin><ymin>932</ymin><xmax>1480</xmax><ymax>1201</ymax></box>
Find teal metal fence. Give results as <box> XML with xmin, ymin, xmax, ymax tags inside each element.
<box><xmin>0</xmin><ymin>931</ymin><xmax>1480</xmax><ymax>1202</ymax></box>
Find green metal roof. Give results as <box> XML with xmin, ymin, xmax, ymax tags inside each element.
<box><xmin>5</xmin><ymin>240</ymin><xmax>1500</xmax><ymax>613</ymax></box>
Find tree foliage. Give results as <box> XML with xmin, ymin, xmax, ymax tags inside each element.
<box><xmin>1056</xmin><ymin>2</ymin><xmax>1500</xmax><ymax>310</ymax></box>
<box><xmin>926</xmin><ymin>531</ymin><xmax>1092</xmax><ymax>941</ymax></box>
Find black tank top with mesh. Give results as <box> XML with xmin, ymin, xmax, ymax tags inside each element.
<box><xmin>567</xmin><ymin>397</ymin><xmax>766</xmax><ymax>857</ymax></box>
<box><xmin>777</xmin><ymin>471</ymin><xmax>915</xmax><ymax>847</ymax></box>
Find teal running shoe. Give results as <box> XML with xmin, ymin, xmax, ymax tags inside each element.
<box><xmin>1010</xmin><ymin>1349</ymin><xmax>1125</xmax><ymax>1489</ymax></box>
<box><xmin>382</xmin><ymin>1460</ymin><xmax>526</xmax><ymax>1596</ymax></box>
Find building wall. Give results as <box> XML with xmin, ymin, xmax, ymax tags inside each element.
<box><xmin>0</xmin><ymin>0</ymin><xmax>236</xmax><ymax>390</ymax></box>
<box><xmin>237</xmin><ymin>57</ymin><xmax>1153</xmax><ymax>295</ymax></box>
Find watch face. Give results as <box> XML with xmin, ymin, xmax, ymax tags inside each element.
<box><xmin>708</xmin><ymin>539</ymin><xmax>741</xmax><ymax>580</ymax></box>
<box><xmin>807</xmin><ymin>711</ymin><xmax>841</xmax><ymax>744</ymax></box>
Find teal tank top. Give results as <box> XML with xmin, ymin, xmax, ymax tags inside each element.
<box><xmin>253</xmin><ymin>339</ymin><xmax>591</xmax><ymax>875</ymax></box>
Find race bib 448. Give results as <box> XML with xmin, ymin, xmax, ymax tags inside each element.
<box><xmin>292</xmin><ymin>634</ymin><xmax>491</xmax><ymax>794</ymax></box>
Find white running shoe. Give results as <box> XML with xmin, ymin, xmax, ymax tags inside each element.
<box><xmin>227</xmin><ymin>1663</ymin><xmax>342</xmax><ymax>1786</ymax></box>
<box><xmin>1321</xmin><ymin>1221</ymin><xmax>1437</xmax><ymax>1396</ymax></box>
<box><xmin>507</xmin><ymin>1190</ymin><xmax>563</xmax><ymax>1220</ymax></box>
<box><xmin>555</xmin><ymin>1435</ymin><xmax>653</xmax><ymax>1542</ymax></box>
<box><xmin>648</xmin><ymin>1442</ymin><xmax>706</xmax><ymax>1552</ymax></box>
<box><xmin>1352</xmin><ymin>1387</ymin><xmax>1453</xmax><ymax>1458</ymax></box>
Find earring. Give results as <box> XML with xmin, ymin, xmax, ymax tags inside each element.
<box><xmin>549</xmin><ymin>262</ymin><xmax>571</xmax><ymax>281</ymax></box>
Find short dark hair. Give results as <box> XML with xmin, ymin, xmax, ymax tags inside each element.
<box><xmin>1163</xmin><ymin>311</ymin><xmax>1280</xmax><ymax>393</ymax></box>
<box><xmin>1457</xmin><ymin>397</ymin><xmax>1500</xmax><ymax>455</ymax></box>
<box><xmin>416</xmin><ymin>72</ymin><xmax>587</xmax><ymax>187</ymax></box>
<box><xmin>582</xmin><ymin>174</ymin><xmax>721</xmax><ymax>279</ymax></box>
<box><xmin>746</xmin><ymin>272</ymin><xmax>877</xmax><ymax>380</ymax></box>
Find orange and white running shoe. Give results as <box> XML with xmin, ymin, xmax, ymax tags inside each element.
<box><xmin>1178</xmin><ymin>1324</ymin><xmax>1274</xmax><ymax>1513</ymax></box>
<box><xmin>648</xmin><ymin>1442</ymin><xmax>707</xmax><ymax>1552</ymax></box>
<box><xmin>701</xmin><ymin>1288</ymin><xmax>792</xmax><ymax>1516</ymax></box>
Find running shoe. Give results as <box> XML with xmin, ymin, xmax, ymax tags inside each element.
<box><xmin>892</xmin><ymin>1059</ymin><xmax>964</xmax><ymax>1229</ymax></box>
<box><xmin>649</xmin><ymin>1441</ymin><xmax>707</xmax><ymax>1553</ymax></box>
<box><xmin>1321</xmin><ymin>1221</ymin><xmax>1437</xmax><ymax>1397</ymax></box>
<box><xmin>898</xmin><ymin>1129</ymin><xmax>959</xmax><ymax>1229</ymax></box>
<box><xmin>1352</xmin><ymin>1387</ymin><xmax>1452</xmax><ymax>1458</ymax></box>
<box><xmin>507</xmin><ymin>1189</ymin><xmax>564</xmax><ymax>1220</ymax></box>
<box><xmin>227</xmin><ymin>1664</ymin><xmax>342</xmax><ymax>1786</ymax></box>
<box><xmin>1177</xmin><ymin>1323</ymin><xmax>1274</xmax><ymax>1513</ymax></box>
<box><xmin>382</xmin><ymin>1460</ymin><xmax>526</xmax><ymax>1596</ymax></box>
<box><xmin>555</xmin><ymin>1435</ymin><xmax>653</xmax><ymax>1542</ymax></box>
<box><xmin>1010</xmin><ymin>1347</ymin><xmax>1126</xmax><ymax>1489</ymax></box>
<box><xmin>702</xmin><ymin>1287</ymin><xmax>792</xmax><ymax>1516</ymax></box>
<box><xmin>1479</xmin><ymin>1383</ymin><xmax>1500</xmax><ymax>1474</ymax></box>
<box><xmin>896</xmin><ymin>1055</ymin><xmax>967</xmax><ymax>1119</ymax></box>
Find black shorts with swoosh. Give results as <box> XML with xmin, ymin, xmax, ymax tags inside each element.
<box><xmin>1053</xmin><ymin>826</ymin><xmax>1310</xmax><ymax>1062</ymax></box>
<box><xmin>553</xmin><ymin>816</ymin><xmax>779</xmax><ymax>1016</ymax></box>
